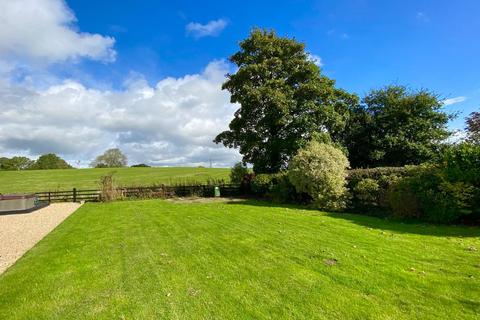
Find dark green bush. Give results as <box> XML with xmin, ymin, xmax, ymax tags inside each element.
<box><xmin>387</xmin><ymin>165</ymin><xmax>475</xmax><ymax>223</ymax></box>
<box><xmin>347</xmin><ymin>167</ymin><xmax>407</xmax><ymax>214</ymax></box>
<box><xmin>347</xmin><ymin>145</ymin><xmax>480</xmax><ymax>223</ymax></box>
<box><xmin>439</xmin><ymin>143</ymin><xmax>480</xmax><ymax>221</ymax></box>
<box><xmin>251</xmin><ymin>174</ymin><xmax>276</xmax><ymax>195</ymax></box>
<box><xmin>424</xmin><ymin>143</ymin><xmax>480</xmax><ymax>223</ymax></box>
<box><xmin>439</xmin><ymin>143</ymin><xmax>480</xmax><ymax>184</ymax></box>
<box><xmin>353</xmin><ymin>178</ymin><xmax>380</xmax><ymax>207</ymax></box>
<box><xmin>230</xmin><ymin>162</ymin><xmax>249</xmax><ymax>185</ymax></box>
<box><xmin>250</xmin><ymin>172</ymin><xmax>301</xmax><ymax>203</ymax></box>
<box><xmin>347</xmin><ymin>167</ymin><xmax>407</xmax><ymax>184</ymax></box>
<box><xmin>268</xmin><ymin>172</ymin><xmax>300</xmax><ymax>203</ymax></box>
<box><xmin>386</xmin><ymin>178</ymin><xmax>420</xmax><ymax>219</ymax></box>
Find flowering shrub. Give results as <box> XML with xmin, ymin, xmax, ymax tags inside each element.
<box><xmin>288</xmin><ymin>141</ymin><xmax>349</xmax><ymax>210</ymax></box>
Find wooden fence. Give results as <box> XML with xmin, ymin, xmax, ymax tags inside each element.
<box><xmin>35</xmin><ymin>184</ymin><xmax>243</xmax><ymax>203</ymax></box>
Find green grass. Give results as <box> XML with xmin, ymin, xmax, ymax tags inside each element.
<box><xmin>0</xmin><ymin>200</ymin><xmax>479</xmax><ymax>319</ymax></box>
<box><xmin>0</xmin><ymin>167</ymin><xmax>230</xmax><ymax>193</ymax></box>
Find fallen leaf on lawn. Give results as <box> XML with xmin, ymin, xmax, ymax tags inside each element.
<box><xmin>188</xmin><ymin>288</ymin><xmax>201</xmax><ymax>296</ymax></box>
<box><xmin>324</xmin><ymin>258</ymin><xmax>338</xmax><ymax>266</ymax></box>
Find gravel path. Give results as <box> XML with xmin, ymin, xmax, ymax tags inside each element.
<box><xmin>0</xmin><ymin>202</ymin><xmax>82</xmax><ymax>274</ymax></box>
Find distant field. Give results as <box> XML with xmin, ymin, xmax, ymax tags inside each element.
<box><xmin>0</xmin><ymin>167</ymin><xmax>230</xmax><ymax>193</ymax></box>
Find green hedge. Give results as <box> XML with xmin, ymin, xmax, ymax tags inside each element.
<box><xmin>238</xmin><ymin>143</ymin><xmax>480</xmax><ymax>224</ymax></box>
<box><xmin>248</xmin><ymin>167</ymin><xmax>409</xmax><ymax>209</ymax></box>
<box><xmin>346</xmin><ymin>167</ymin><xmax>408</xmax><ymax>216</ymax></box>
<box><xmin>387</xmin><ymin>144</ymin><xmax>480</xmax><ymax>224</ymax></box>
<box><xmin>250</xmin><ymin>172</ymin><xmax>302</xmax><ymax>203</ymax></box>
<box><xmin>347</xmin><ymin>167</ymin><xmax>407</xmax><ymax>183</ymax></box>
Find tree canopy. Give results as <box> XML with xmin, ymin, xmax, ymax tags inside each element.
<box><xmin>343</xmin><ymin>85</ymin><xmax>451</xmax><ymax>168</ymax></box>
<box><xmin>91</xmin><ymin>148</ymin><xmax>128</xmax><ymax>168</ymax></box>
<box><xmin>30</xmin><ymin>153</ymin><xmax>72</xmax><ymax>170</ymax></box>
<box><xmin>466</xmin><ymin>111</ymin><xmax>480</xmax><ymax>144</ymax></box>
<box><xmin>0</xmin><ymin>156</ymin><xmax>34</xmax><ymax>170</ymax></box>
<box><xmin>215</xmin><ymin>28</ymin><xmax>358</xmax><ymax>173</ymax></box>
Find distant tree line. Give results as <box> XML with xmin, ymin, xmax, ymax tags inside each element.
<box><xmin>1</xmin><ymin>148</ymin><xmax>154</xmax><ymax>170</ymax></box>
<box><xmin>0</xmin><ymin>153</ymin><xmax>72</xmax><ymax>171</ymax></box>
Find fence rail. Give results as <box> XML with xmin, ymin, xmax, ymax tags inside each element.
<box><xmin>35</xmin><ymin>184</ymin><xmax>242</xmax><ymax>203</ymax></box>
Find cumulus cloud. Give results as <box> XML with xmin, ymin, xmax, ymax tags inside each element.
<box><xmin>0</xmin><ymin>61</ymin><xmax>241</xmax><ymax>167</ymax></box>
<box><xmin>0</xmin><ymin>0</ymin><xmax>116</xmax><ymax>63</ymax></box>
<box><xmin>442</xmin><ymin>96</ymin><xmax>467</xmax><ymax>106</ymax></box>
<box><xmin>0</xmin><ymin>2</ymin><xmax>239</xmax><ymax>167</ymax></box>
<box><xmin>186</xmin><ymin>19</ymin><xmax>228</xmax><ymax>38</ymax></box>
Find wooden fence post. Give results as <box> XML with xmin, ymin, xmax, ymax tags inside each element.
<box><xmin>48</xmin><ymin>192</ymin><xmax>51</xmax><ymax>204</ymax></box>
<box><xmin>73</xmin><ymin>188</ymin><xmax>77</xmax><ymax>202</ymax></box>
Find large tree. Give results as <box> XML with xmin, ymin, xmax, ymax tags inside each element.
<box><xmin>31</xmin><ymin>153</ymin><xmax>72</xmax><ymax>170</ymax></box>
<box><xmin>91</xmin><ymin>148</ymin><xmax>127</xmax><ymax>168</ymax></box>
<box><xmin>0</xmin><ymin>156</ymin><xmax>34</xmax><ymax>170</ymax></box>
<box><xmin>214</xmin><ymin>29</ymin><xmax>357</xmax><ymax>173</ymax></box>
<box><xmin>466</xmin><ymin>111</ymin><xmax>480</xmax><ymax>144</ymax></box>
<box><xmin>344</xmin><ymin>85</ymin><xmax>451</xmax><ymax>168</ymax></box>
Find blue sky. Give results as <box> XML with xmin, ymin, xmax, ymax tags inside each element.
<box><xmin>68</xmin><ymin>0</ymin><xmax>479</xmax><ymax>127</ymax></box>
<box><xmin>0</xmin><ymin>0</ymin><xmax>478</xmax><ymax>166</ymax></box>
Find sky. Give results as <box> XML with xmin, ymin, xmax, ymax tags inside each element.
<box><xmin>0</xmin><ymin>0</ymin><xmax>479</xmax><ymax>167</ymax></box>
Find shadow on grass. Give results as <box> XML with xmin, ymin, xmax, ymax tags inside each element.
<box><xmin>225</xmin><ymin>199</ymin><xmax>480</xmax><ymax>238</ymax></box>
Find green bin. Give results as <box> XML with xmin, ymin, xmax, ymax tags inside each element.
<box><xmin>214</xmin><ymin>186</ymin><xmax>221</xmax><ymax>197</ymax></box>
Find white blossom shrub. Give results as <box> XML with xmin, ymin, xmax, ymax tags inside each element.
<box><xmin>288</xmin><ymin>141</ymin><xmax>349</xmax><ymax>210</ymax></box>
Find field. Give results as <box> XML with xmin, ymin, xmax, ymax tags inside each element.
<box><xmin>0</xmin><ymin>199</ymin><xmax>478</xmax><ymax>319</ymax></box>
<box><xmin>0</xmin><ymin>167</ymin><xmax>230</xmax><ymax>193</ymax></box>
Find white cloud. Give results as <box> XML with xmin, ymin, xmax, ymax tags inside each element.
<box><xmin>326</xmin><ymin>29</ymin><xmax>349</xmax><ymax>40</ymax></box>
<box><xmin>0</xmin><ymin>0</ymin><xmax>116</xmax><ymax>64</ymax></box>
<box><xmin>416</xmin><ymin>12</ymin><xmax>430</xmax><ymax>23</ymax></box>
<box><xmin>186</xmin><ymin>19</ymin><xmax>228</xmax><ymax>38</ymax></box>
<box><xmin>446</xmin><ymin>130</ymin><xmax>467</xmax><ymax>144</ymax></box>
<box><xmin>0</xmin><ymin>3</ymin><xmax>239</xmax><ymax>167</ymax></box>
<box><xmin>307</xmin><ymin>54</ymin><xmax>323</xmax><ymax>67</ymax></box>
<box><xmin>442</xmin><ymin>96</ymin><xmax>467</xmax><ymax>106</ymax></box>
<box><xmin>0</xmin><ymin>60</ymin><xmax>241</xmax><ymax>167</ymax></box>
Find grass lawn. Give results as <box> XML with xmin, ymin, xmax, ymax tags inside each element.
<box><xmin>0</xmin><ymin>167</ymin><xmax>230</xmax><ymax>193</ymax></box>
<box><xmin>0</xmin><ymin>200</ymin><xmax>479</xmax><ymax>319</ymax></box>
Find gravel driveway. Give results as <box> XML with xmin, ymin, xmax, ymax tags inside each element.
<box><xmin>0</xmin><ymin>202</ymin><xmax>82</xmax><ymax>274</ymax></box>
